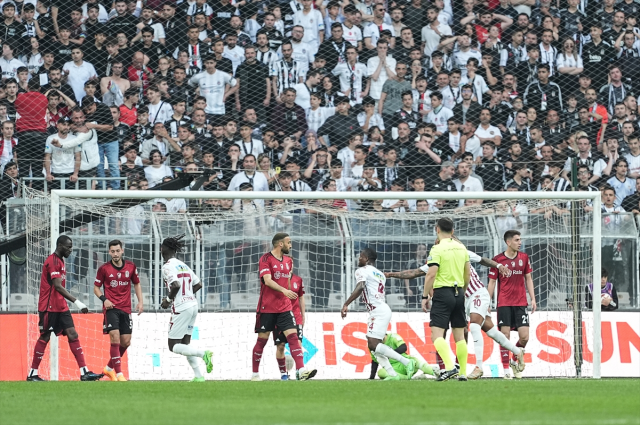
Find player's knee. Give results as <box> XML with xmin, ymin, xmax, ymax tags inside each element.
<box><xmin>121</xmin><ymin>339</ymin><xmax>131</xmax><ymax>349</ymax></box>
<box><xmin>276</xmin><ymin>344</ymin><xmax>285</xmax><ymax>356</ymax></box>
<box><xmin>520</xmin><ymin>334</ymin><xmax>529</xmax><ymax>345</ymax></box>
<box><xmin>66</xmin><ymin>330</ymin><xmax>79</xmax><ymax>341</ymax></box>
<box><xmin>367</xmin><ymin>341</ymin><xmax>379</xmax><ymax>352</ymax></box>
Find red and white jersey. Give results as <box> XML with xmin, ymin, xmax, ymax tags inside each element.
<box><xmin>258</xmin><ymin>252</ymin><xmax>294</xmax><ymax>313</ymax></box>
<box><xmin>489</xmin><ymin>251</ymin><xmax>532</xmax><ymax>307</ymax></box>
<box><xmin>355</xmin><ymin>265</ymin><xmax>386</xmax><ymax>312</ymax></box>
<box><xmin>290</xmin><ymin>274</ymin><xmax>304</xmax><ymax>324</ymax></box>
<box><xmin>420</xmin><ymin>250</ymin><xmax>483</xmax><ymax>297</ymax></box>
<box><xmin>162</xmin><ymin>258</ymin><xmax>200</xmax><ymax>313</ymax></box>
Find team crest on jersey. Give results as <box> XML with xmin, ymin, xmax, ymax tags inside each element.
<box><xmin>110</xmin><ymin>280</ymin><xmax>118</xmax><ymax>287</ymax></box>
<box><xmin>519</xmin><ymin>259</ymin><xmax>523</xmax><ymax>266</ymax></box>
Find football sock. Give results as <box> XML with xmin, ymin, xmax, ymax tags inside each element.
<box><xmin>500</xmin><ymin>346</ymin><xmax>510</xmax><ymax>369</ymax></box>
<box><xmin>68</xmin><ymin>339</ymin><xmax>87</xmax><ymax>369</ymax></box>
<box><xmin>30</xmin><ymin>339</ymin><xmax>48</xmax><ymax>371</ymax></box>
<box><xmin>252</xmin><ymin>337</ymin><xmax>268</xmax><ymax>373</ymax></box>
<box><xmin>435</xmin><ymin>352</ymin><xmax>445</xmax><ymax>371</ymax></box>
<box><xmin>28</xmin><ymin>369</ymin><xmax>38</xmax><ymax>377</ymax></box>
<box><xmin>187</xmin><ymin>356</ymin><xmax>203</xmax><ymax>379</ymax></box>
<box><xmin>455</xmin><ymin>340</ymin><xmax>468</xmax><ymax>376</ymax></box>
<box><xmin>172</xmin><ymin>344</ymin><xmax>204</xmax><ymax>357</ymax></box>
<box><xmin>486</xmin><ymin>327</ymin><xmax>520</xmax><ymax>356</ymax></box>
<box><xmin>286</xmin><ymin>333</ymin><xmax>305</xmax><ymax>370</ymax></box>
<box><xmin>80</xmin><ymin>367</ymin><xmax>89</xmax><ymax>375</ymax></box>
<box><xmin>469</xmin><ymin>323</ymin><xmax>484</xmax><ymax>367</ymax></box>
<box><xmin>375</xmin><ymin>353</ymin><xmax>397</xmax><ymax>377</ymax></box>
<box><xmin>514</xmin><ymin>341</ymin><xmax>525</xmax><ymax>362</ymax></box>
<box><xmin>110</xmin><ymin>343</ymin><xmax>122</xmax><ymax>374</ymax></box>
<box><xmin>276</xmin><ymin>356</ymin><xmax>287</xmax><ymax>374</ymax></box>
<box><xmin>375</xmin><ymin>343</ymin><xmax>409</xmax><ymax>366</ymax></box>
<box><xmin>433</xmin><ymin>337</ymin><xmax>454</xmax><ymax>370</ymax></box>
<box><xmin>416</xmin><ymin>359</ymin><xmax>435</xmax><ymax>376</ymax></box>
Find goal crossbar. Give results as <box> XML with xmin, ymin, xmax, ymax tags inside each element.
<box><xmin>47</xmin><ymin>189</ymin><xmax>603</xmax><ymax>379</ymax></box>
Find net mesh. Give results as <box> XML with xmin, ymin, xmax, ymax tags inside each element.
<box><xmin>23</xmin><ymin>187</ymin><xmax>609</xmax><ymax>379</ymax></box>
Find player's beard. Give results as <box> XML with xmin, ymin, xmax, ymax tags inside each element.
<box><xmin>282</xmin><ymin>246</ymin><xmax>290</xmax><ymax>255</ymax></box>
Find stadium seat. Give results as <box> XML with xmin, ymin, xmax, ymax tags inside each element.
<box><xmin>386</xmin><ymin>294</ymin><xmax>406</xmax><ymax>308</ymax></box>
<box><xmin>9</xmin><ymin>293</ymin><xmax>35</xmax><ymax>311</ymax></box>
<box><xmin>205</xmin><ymin>293</ymin><xmax>221</xmax><ymax>310</ymax></box>
<box><xmin>230</xmin><ymin>293</ymin><xmax>259</xmax><ymax>310</ymax></box>
<box><xmin>327</xmin><ymin>293</ymin><xmax>343</xmax><ymax>309</ymax></box>
<box><xmin>618</xmin><ymin>292</ymin><xmax>631</xmax><ymax>309</ymax></box>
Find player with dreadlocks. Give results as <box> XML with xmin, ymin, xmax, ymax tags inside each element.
<box><xmin>160</xmin><ymin>234</ymin><xmax>214</xmax><ymax>381</ymax></box>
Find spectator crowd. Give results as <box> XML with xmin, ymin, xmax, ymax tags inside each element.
<box><xmin>0</xmin><ymin>0</ymin><xmax>637</xmax><ymax>307</ymax></box>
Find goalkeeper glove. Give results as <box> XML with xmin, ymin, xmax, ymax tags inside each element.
<box><xmin>74</xmin><ymin>299</ymin><xmax>87</xmax><ymax>310</ymax></box>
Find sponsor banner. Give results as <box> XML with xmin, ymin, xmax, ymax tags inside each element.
<box><xmin>128</xmin><ymin>312</ymin><xmax>640</xmax><ymax>380</ymax></box>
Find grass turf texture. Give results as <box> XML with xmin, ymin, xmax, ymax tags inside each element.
<box><xmin>1</xmin><ymin>379</ymin><xmax>639</xmax><ymax>425</ymax></box>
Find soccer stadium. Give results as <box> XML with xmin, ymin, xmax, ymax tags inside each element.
<box><xmin>0</xmin><ymin>0</ymin><xmax>638</xmax><ymax>423</ymax></box>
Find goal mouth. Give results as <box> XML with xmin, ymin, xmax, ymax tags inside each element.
<box><xmin>21</xmin><ymin>188</ymin><xmax>608</xmax><ymax>380</ymax></box>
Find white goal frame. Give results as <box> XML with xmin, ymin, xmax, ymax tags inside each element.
<box><xmin>48</xmin><ymin>189</ymin><xmax>603</xmax><ymax>380</ymax></box>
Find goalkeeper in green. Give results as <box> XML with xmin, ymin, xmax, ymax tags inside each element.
<box><xmin>369</xmin><ymin>332</ymin><xmax>438</xmax><ymax>380</ymax></box>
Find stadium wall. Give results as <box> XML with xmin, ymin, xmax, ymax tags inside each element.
<box><xmin>1</xmin><ymin>312</ymin><xmax>638</xmax><ymax>380</ymax></box>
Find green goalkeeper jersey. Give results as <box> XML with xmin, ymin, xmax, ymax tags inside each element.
<box><xmin>370</xmin><ymin>332</ymin><xmax>408</xmax><ymax>363</ymax></box>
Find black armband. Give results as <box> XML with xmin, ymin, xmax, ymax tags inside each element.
<box><xmin>99</xmin><ymin>295</ymin><xmax>107</xmax><ymax>302</ymax></box>
<box><xmin>422</xmin><ymin>296</ymin><xmax>430</xmax><ymax>300</ymax></box>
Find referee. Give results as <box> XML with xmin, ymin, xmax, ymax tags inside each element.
<box><xmin>423</xmin><ymin>218</ymin><xmax>470</xmax><ymax>382</ymax></box>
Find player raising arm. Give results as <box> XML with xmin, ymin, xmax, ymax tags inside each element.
<box><xmin>385</xmin><ymin>237</ymin><xmax>525</xmax><ymax>379</ymax></box>
<box><xmin>27</xmin><ymin>235</ymin><xmax>103</xmax><ymax>381</ymax></box>
<box><xmin>159</xmin><ymin>235</ymin><xmax>213</xmax><ymax>382</ymax></box>
<box><xmin>487</xmin><ymin>230</ymin><xmax>536</xmax><ymax>379</ymax></box>
<box><xmin>342</xmin><ymin>248</ymin><xmax>417</xmax><ymax>381</ymax></box>
<box><xmin>251</xmin><ymin>233</ymin><xmax>317</xmax><ymax>381</ymax></box>
<box><xmin>273</xmin><ymin>274</ymin><xmax>305</xmax><ymax>380</ymax></box>
<box><xmin>94</xmin><ymin>240</ymin><xmax>143</xmax><ymax>381</ymax></box>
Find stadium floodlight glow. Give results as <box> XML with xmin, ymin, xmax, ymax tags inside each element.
<box><xmin>29</xmin><ymin>189</ymin><xmax>603</xmax><ymax>380</ymax></box>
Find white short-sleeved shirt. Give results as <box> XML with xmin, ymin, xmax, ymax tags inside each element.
<box><xmin>465</xmin><ymin>135</ymin><xmax>482</xmax><ymax>159</ymax></box>
<box><xmin>306</xmin><ymin>106</ymin><xmax>335</xmax><ymax>132</ymax></box>
<box><xmin>188</xmin><ymin>70</ymin><xmax>237</xmax><ymax>115</ymax></box>
<box><xmin>355</xmin><ymin>264</ymin><xmax>386</xmax><ymax>311</ymax></box>
<box><xmin>453</xmin><ymin>49</ymin><xmax>482</xmax><ymax>78</ymax></box>
<box><xmin>460</xmin><ymin>74</ymin><xmax>489</xmax><ymax>105</ymax></box>
<box><xmin>342</xmin><ymin>24</ymin><xmax>363</xmax><ymax>48</ymax></box>
<box><xmin>625</xmin><ymin>152</ymin><xmax>640</xmax><ymax>176</ymax></box>
<box><xmin>0</xmin><ymin>57</ymin><xmax>26</xmax><ymax>80</ymax></box>
<box><xmin>293</xmin><ymin>9</ymin><xmax>325</xmax><ymax>48</ymax></box>
<box><xmin>44</xmin><ymin>133</ymin><xmax>82</xmax><ymax>174</ymax></box>
<box><xmin>363</xmin><ymin>22</ymin><xmax>395</xmax><ymax>47</ymax></box>
<box><xmin>426</xmin><ymin>106</ymin><xmax>454</xmax><ymax>133</ymax></box>
<box><xmin>223</xmin><ymin>45</ymin><xmax>245</xmax><ymax>73</ymax></box>
<box><xmin>162</xmin><ymin>257</ymin><xmax>200</xmax><ymax>313</ymax></box>
<box><xmin>62</xmin><ymin>61</ymin><xmax>98</xmax><ymax>102</ymax></box>
<box><xmin>453</xmin><ymin>176</ymin><xmax>484</xmax><ymax>206</ymax></box>
<box><xmin>147</xmin><ymin>101</ymin><xmax>174</xmax><ymax>124</ymax></box>
<box><xmin>475</xmin><ymin>124</ymin><xmax>501</xmax><ymax>142</ymax></box>
<box><xmin>607</xmin><ymin>176</ymin><xmax>637</xmax><ymax>206</ymax></box>
<box><xmin>421</xmin><ymin>24</ymin><xmax>452</xmax><ymax>57</ymax></box>
<box><xmin>288</xmin><ymin>41</ymin><xmax>315</xmax><ymax>65</ymax></box>
<box><xmin>366</xmin><ymin>55</ymin><xmax>397</xmax><ymax>100</ymax></box>
<box><xmin>235</xmin><ymin>139</ymin><xmax>264</xmax><ymax>159</ymax></box>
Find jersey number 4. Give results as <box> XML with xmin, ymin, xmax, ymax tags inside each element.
<box><xmin>177</xmin><ymin>273</ymin><xmax>192</xmax><ymax>295</ymax></box>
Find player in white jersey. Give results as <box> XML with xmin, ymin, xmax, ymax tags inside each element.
<box><xmin>188</xmin><ymin>56</ymin><xmax>238</xmax><ymax>116</ymax></box>
<box><xmin>159</xmin><ymin>235</ymin><xmax>213</xmax><ymax>382</ymax></box>
<box><xmin>341</xmin><ymin>248</ymin><xmax>417</xmax><ymax>380</ymax></box>
<box><xmin>384</xmin><ymin>240</ymin><xmax>524</xmax><ymax>380</ymax></box>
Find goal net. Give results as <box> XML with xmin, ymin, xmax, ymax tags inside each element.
<box><xmin>24</xmin><ymin>188</ymin><xmax>604</xmax><ymax>380</ymax></box>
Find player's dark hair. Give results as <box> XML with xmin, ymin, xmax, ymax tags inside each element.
<box><xmin>56</xmin><ymin>235</ymin><xmax>72</xmax><ymax>246</ymax></box>
<box><xmin>503</xmin><ymin>229</ymin><xmax>521</xmax><ymax>242</ymax></box>
<box><xmin>162</xmin><ymin>234</ymin><xmax>186</xmax><ymax>253</ymax></box>
<box><xmin>436</xmin><ymin>218</ymin><xmax>454</xmax><ymax>233</ymax></box>
<box><xmin>602</xmin><ymin>268</ymin><xmax>608</xmax><ymax>278</ymax></box>
<box><xmin>108</xmin><ymin>239</ymin><xmax>123</xmax><ymax>249</ymax></box>
<box><xmin>272</xmin><ymin>232</ymin><xmax>289</xmax><ymax>247</ymax></box>
<box><xmin>361</xmin><ymin>247</ymin><xmax>377</xmax><ymax>263</ymax></box>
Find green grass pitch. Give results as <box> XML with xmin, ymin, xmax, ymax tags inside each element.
<box><xmin>1</xmin><ymin>379</ymin><xmax>639</xmax><ymax>425</ymax></box>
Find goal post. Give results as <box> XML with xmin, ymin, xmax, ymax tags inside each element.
<box><xmin>27</xmin><ymin>188</ymin><xmax>603</xmax><ymax>380</ymax></box>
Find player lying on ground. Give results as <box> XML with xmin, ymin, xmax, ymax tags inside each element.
<box><xmin>341</xmin><ymin>248</ymin><xmax>417</xmax><ymax>381</ymax></box>
<box><xmin>273</xmin><ymin>274</ymin><xmax>305</xmax><ymax>380</ymax></box>
<box><xmin>94</xmin><ymin>239</ymin><xmax>144</xmax><ymax>381</ymax></box>
<box><xmin>160</xmin><ymin>235</ymin><xmax>213</xmax><ymax>382</ymax></box>
<box><xmin>252</xmin><ymin>232</ymin><xmax>317</xmax><ymax>381</ymax></box>
<box><xmin>369</xmin><ymin>332</ymin><xmax>438</xmax><ymax>380</ymax></box>
<box><xmin>385</xmin><ymin>235</ymin><xmax>524</xmax><ymax>379</ymax></box>
<box><xmin>28</xmin><ymin>235</ymin><xmax>103</xmax><ymax>381</ymax></box>
<box><xmin>487</xmin><ymin>229</ymin><xmax>535</xmax><ymax>379</ymax></box>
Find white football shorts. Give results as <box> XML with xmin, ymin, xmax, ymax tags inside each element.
<box><xmin>367</xmin><ymin>303</ymin><xmax>392</xmax><ymax>340</ymax></box>
<box><xmin>168</xmin><ymin>305</ymin><xmax>198</xmax><ymax>339</ymax></box>
<box><xmin>465</xmin><ymin>287</ymin><xmax>491</xmax><ymax>321</ymax></box>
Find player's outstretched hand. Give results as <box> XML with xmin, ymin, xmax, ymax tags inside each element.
<box><xmin>282</xmin><ymin>289</ymin><xmax>298</xmax><ymax>300</ymax></box>
<box><xmin>340</xmin><ymin>304</ymin><xmax>348</xmax><ymax>319</ymax></box>
<box><xmin>383</xmin><ymin>272</ymin><xmax>391</xmax><ymax>278</ymax></box>
<box><xmin>160</xmin><ymin>299</ymin><xmax>171</xmax><ymax>309</ymax></box>
<box><xmin>74</xmin><ymin>299</ymin><xmax>88</xmax><ymax>314</ymax></box>
<box><xmin>498</xmin><ymin>264</ymin><xmax>510</xmax><ymax>277</ymax></box>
